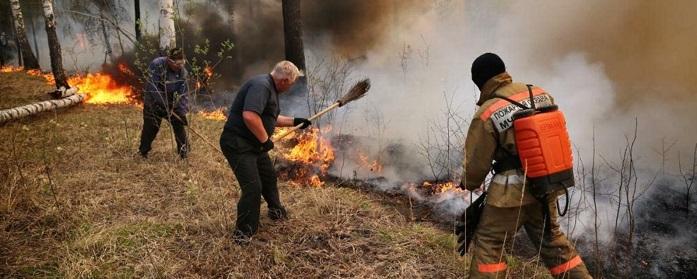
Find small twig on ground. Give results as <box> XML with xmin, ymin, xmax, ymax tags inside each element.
<box><xmin>42</xmin><ymin>159</ymin><xmax>61</xmax><ymax>208</ymax></box>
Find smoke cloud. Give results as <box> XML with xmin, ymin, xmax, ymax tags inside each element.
<box><xmin>314</xmin><ymin>1</ymin><xmax>697</xmax><ymax>277</ymax></box>
<box><xmin>302</xmin><ymin>0</ymin><xmax>429</xmax><ymax>58</ymax></box>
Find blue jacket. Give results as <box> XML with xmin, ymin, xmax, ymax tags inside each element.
<box><xmin>143</xmin><ymin>57</ymin><xmax>189</xmax><ymax>114</ymax></box>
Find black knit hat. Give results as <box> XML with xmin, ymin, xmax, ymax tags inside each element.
<box><xmin>471</xmin><ymin>53</ymin><xmax>506</xmax><ymax>90</ymax></box>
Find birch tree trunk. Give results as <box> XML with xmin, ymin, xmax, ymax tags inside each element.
<box><xmin>0</xmin><ymin>93</ymin><xmax>84</xmax><ymax>124</ymax></box>
<box><xmin>282</xmin><ymin>0</ymin><xmax>306</xmax><ymax>71</ymax></box>
<box><xmin>10</xmin><ymin>0</ymin><xmax>40</xmax><ymax>69</ymax></box>
<box><xmin>9</xmin><ymin>14</ymin><xmax>22</xmax><ymax>66</ymax></box>
<box><xmin>42</xmin><ymin>0</ymin><xmax>70</xmax><ymax>90</ymax></box>
<box><xmin>159</xmin><ymin>0</ymin><xmax>176</xmax><ymax>51</ymax></box>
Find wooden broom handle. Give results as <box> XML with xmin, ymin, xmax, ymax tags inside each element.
<box><xmin>187</xmin><ymin>125</ymin><xmax>223</xmax><ymax>154</ymax></box>
<box><xmin>170</xmin><ymin>112</ymin><xmax>224</xmax><ymax>154</ymax></box>
<box><xmin>275</xmin><ymin>102</ymin><xmax>341</xmax><ymax>140</ymax></box>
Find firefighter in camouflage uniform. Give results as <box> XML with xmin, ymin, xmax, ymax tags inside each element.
<box><xmin>462</xmin><ymin>53</ymin><xmax>592</xmax><ymax>279</ymax></box>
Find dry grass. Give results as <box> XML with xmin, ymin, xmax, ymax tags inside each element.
<box><xmin>0</xmin><ymin>72</ymin><xmax>547</xmax><ymax>278</ymax></box>
<box><xmin>0</xmin><ymin>71</ymin><xmax>54</xmax><ymax>109</ymax></box>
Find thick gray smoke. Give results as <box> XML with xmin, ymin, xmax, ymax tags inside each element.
<box><xmin>314</xmin><ymin>1</ymin><xmax>697</xmax><ymax>277</ymax></box>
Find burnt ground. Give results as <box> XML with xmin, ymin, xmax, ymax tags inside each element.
<box><xmin>617</xmin><ymin>179</ymin><xmax>696</xmax><ymax>278</ymax></box>
<box><xmin>559</xmin><ymin>176</ymin><xmax>697</xmax><ymax>278</ymax></box>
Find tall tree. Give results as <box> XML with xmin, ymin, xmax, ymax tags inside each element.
<box><xmin>100</xmin><ymin>10</ymin><xmax>114</xmax><ymax>63</ymax></box>
<box><xmin>0</xmin><ymin>31</ymin><xmax>7</xmax><ymax>66</ymax></box>
<box><xmin>28</xmin><ymin>8</ymin><xmax>40</xmax><ymax>64</ymax></box>
<box><xmin>10</xmin><ymin>11</ymin><xmax>22</xmax><ymax>66</ymax></box>
<box><xmin>134</xmin><ymin>0</ymin><xmax>141</xmax><ymax>41</ymax></box>
<box><xmin>159</xmin><ymin>0</ymin><xmax>176</xmax><ymax>51</ymax></box>
<box><xmin>282</xmin><ymin>0</ymin><xmax>306</xmax><ymax>71</ymax></box>
<box><xmin>10</xmin><ymin>0</ymin><xmax>40</xmax><ymax>69</ymax></box>
<box><xmin>42</xmin><ymin>0</ymin><xmax>69</xmax><ymax>89</ymax></box>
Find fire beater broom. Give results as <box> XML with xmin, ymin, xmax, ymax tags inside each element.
<box><xmin>275</xmin><ymin>78</ymin><xmax>371</xmax><ymax>140</ymax></box>
<box><xmin>174</xmin><ymin>78</ymin><xmax>370</xmax><ymax>155</ymax></box>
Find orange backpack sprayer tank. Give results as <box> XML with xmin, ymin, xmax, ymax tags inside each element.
<box><xmin>499</xmin><ymin>85</ymin><xmax>575</xmax><ymax>198</ymax></box>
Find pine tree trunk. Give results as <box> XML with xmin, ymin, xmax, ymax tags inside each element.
<box><xmin>42</xmin><ymin>0</ymin><xmax>69</xmax><ymax>89</ymax></box>
<box><xmin>282</xmin><ymin>0</ymin><xmax>306</xmax><ymax>71</ymax></box>
<box><xmin>9</xmin><ymin>12</ymin><xmax>22</xmax><ymax>66</ymax></box>
<box><xmin>159</xmin><ymin>0</ymin><xmax>176</xmax><ymax>51</ymax></box>
<box><xmin>134</xmin><ymin>0</ymin><xmax>142</xmax><ymax>41</ymax></box>
<box><xmin>10</xmin><ymin>0</ymin><xmax>40</xmax><ymax>69</ymax></box>
<box><xmin>28</xmin><ymin>9</ymin><xmax>40</xmax><ymax>64</ymax></box>
<box><xmin>100</xmin><ymin>11</ymin><xmax>114</xmax><ymax>63</ymax></box>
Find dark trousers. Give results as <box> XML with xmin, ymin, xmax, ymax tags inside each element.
<box><xmin>220</xmin><ymin>133</ymin><xmax>284</xmax><ymax>236</ymax></box>
<box><xmin>139</xmin><ymin>105</ymin><xmax>188</xmax><ymax>156</ymax></box>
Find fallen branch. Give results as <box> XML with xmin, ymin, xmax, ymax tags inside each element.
<box><xmin>0</xmin><ymin>94</ymin><xmax>85</xmax><ymax>124</ymax></box>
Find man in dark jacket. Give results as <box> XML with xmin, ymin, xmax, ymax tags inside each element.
<box><xmin>220</xmin><ymin>60</ymin><xmax>311</xmax><ymax>242</ymax></box>
<box><xmin>139</xmin><ymin>48</ymin><xmax>189</xmax><ymax>159</ymax></box>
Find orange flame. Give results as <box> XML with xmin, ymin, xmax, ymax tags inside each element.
<box><xmin>358</xmin><ymin>152</ymin><xmax>383</xmax><ymax>173</ymax></box>
<box><xmin>422</xmin><ymin>181</ymin><xmax>462</xmax><ymax>193</ymax></box>
<box><xmin>24</xmin><ymin>69</ymin><xmax>133</xmax><ymax>104</ymax></box>
<box><xmin>199</xmin><ymin>108</ymin><xmax>227</xmax><ymax>121</ymax></box>
<box><xmin>277</xmin><ymin>127</ymin><xmax>336</xmax><ymax>187</ymax></box>
<box><xmin>1</xmin><ymin>65</ymin><xmax>23</xmax><ymax>73</ymax></box>
<box><xmin>284</xmin><ymin>127</ymin><xmax>335</xmax><ymax>173</ymax></box>
<box><xmin>118</xmin><ymin>63</ymin><xmax>135</xmax><ymax>77</ymax></box>
<box><xmin>26</xmin><ymin>69</ymin><xmax>43</xmax><ymax>76</ymax></box>
<box><xmin>196</xmin><ymin>66</ymin><xmax>214</xmax><ymax>89</ymax></box>
<box><xmin>309</xmin><ymin>175</ymin><xmax>324</xmax><ymax>187</ymax></box>
<box><xmin>69</xmin><ymin>73</ymin><xmax>133</xmax><ymax>104</ymax></box>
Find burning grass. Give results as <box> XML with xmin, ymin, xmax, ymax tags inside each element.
<box><xmin>275</xmin><ymin>127</ymin><xmax>336</xmax><ymax>187</ymax></box>
<box><xmin>198</xmin><ymin>107</ymin><xmax>228</xmax><ymax>121</ymax></box>
<box><xmin>1</xmin><ymin>66</ymin><xmax>136</xmax><ymax>106</ymax></box>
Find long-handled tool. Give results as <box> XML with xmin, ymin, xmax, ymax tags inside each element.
<box><xmin>170</xmin><ymin>112</ymin><xmax>223</xmax><ymax>154</ymax></box>
<box><xmin>187</xmin><ymin>124</ymin><xmax>223</xmax><ymax>154</ymax></box>
<box><xmin>172</xmin><ymin>78</ymin><xmax>370</xmax><ymax>154</ymax></box>
<box><xmin>275</xmin><ymin>78</ymin><xmax>371</xmax><ymax>139</ymax></box>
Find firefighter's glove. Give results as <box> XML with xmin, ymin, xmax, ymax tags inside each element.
<box><xmin>455</xmin><ymin>222</ymin><xmax>472</xmax><ymax>256</ymax></box>
<box><xmin>293</xmin><ymin>117</ymin><xmax>312</xmax><ymax>129</ymax></box>
<box><xmin>261</xmin><ymin>138</ymin><xmax>274</xmax><ymax>152</ymax></box>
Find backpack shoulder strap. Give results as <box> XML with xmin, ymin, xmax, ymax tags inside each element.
<box><xmin>493</xmin><ymin>94</ymin><xmax>529</xmax><ymax>110</ymax></box>
<box><xmin>492</xmin><ymin>84</ymin><xmax>539</xmax><ymax>110</ymax></box>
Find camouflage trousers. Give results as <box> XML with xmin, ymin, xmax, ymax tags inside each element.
<box><xmin>469</xmin><ymin>198</ymin><xmax>592</xmax><ymax>279</ymax></box>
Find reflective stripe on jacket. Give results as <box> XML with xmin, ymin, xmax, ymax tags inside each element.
<box><xmin>461</xmin><ymin>72</ymin><xmax>555</xmax><ymax>207</ymax></box>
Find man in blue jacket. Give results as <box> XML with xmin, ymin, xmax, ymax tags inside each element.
<box><xmin>139</xmin><ymin>48</ymin><xmax>189</xmax><ymax>159</ymax></box>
